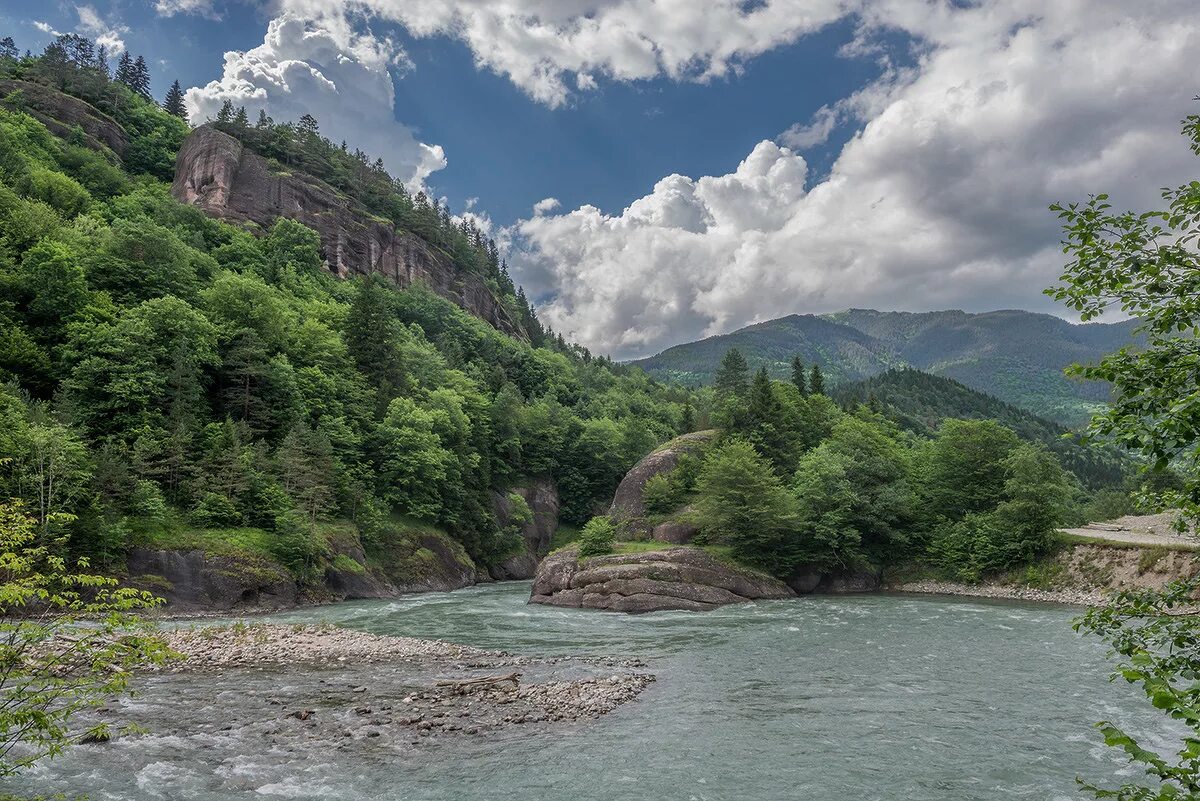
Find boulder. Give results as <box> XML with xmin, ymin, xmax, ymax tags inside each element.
<box><xmin>529</xmin><ymin>547</ymin><xmax>794</xmax><ymax>614</ymax></box>
<box><xmin>323</xmin><ymin>541</ymin><xmax>394</xmax><ymax>600</ymax></box>
<box><xmin>490</xmin><ymin>477</ymin><xmax>560</xmax><ymax>580</ymax></box>
<box><xmin>171</xmin><ymin>125</ymin><xmax>526</xmax><ymax>340</ymax></box>
<box><xmin>609</xmin><ymin>431</ymin><xmax>716</xmax><ymax>532</ymax></box>
<box><xmin>787</xmin><ymin>566</ymin><xmax>824</xmax><ymax>594</ymax></box>
<box><xmin>0</xmin><ymin>80</ymin><xmax>128</xmax><ymax>156</ymax></box>
<box><xmin>817</xmin><ymin>566</ymin><xmax>882</xmax><ymax>593</ymax></box>
<box><xmin>653</xmin><ymin>521</ymin><xmax>699</xmax><ymax>544</ymax></box>
<box><xmin>126</xmin><ymin>548</ymin><xmax>297</xmax><ymax>611</ymax></box>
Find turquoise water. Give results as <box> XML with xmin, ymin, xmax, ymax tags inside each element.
<box><xmin>9</xmin><ymin>583</ymin><xmax>1177</xmax><ymax>800</ymax></box>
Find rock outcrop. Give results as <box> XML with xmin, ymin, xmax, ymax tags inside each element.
<box><xmin>491</xmin><ymin>478</ymin><xmax>560</xmax><ymax>580</ymax></box>
<box><xmin>0</xmin><ymin>80</ymin><xmax>128</xmax><ymax>156</ymax></box>
<box><xmin>171</xmin><ymin>125</ymin><xmax>526</xmax><ymax>339</ymax></box>
<box><xmin>529</xmin><ymin>547</ymin><xmax>795</xmax><ymax>613</ymax></box>
<box><xmin>127</xmin><ymin>548</ymin><xmax>298</xmax><ymax>611</ymax></box>
<box><xmin>609</xmin><ymin>430</ymin><xmax>716</xmax><ymax>532</ymax></box>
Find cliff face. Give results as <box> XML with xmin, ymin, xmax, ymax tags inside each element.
<box><xmin>171</xmin><ymin>125</ymin><xmax>526</xmax><ymax>339</ymax></box>
<box><xmin>0</xmin><ymin>79</ymin><xmax>128</xmax><ymax>156</ymax></box>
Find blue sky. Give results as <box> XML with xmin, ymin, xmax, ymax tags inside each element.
<box><xmin>1</xmin><ymin>1</ymin><xmax>1194</xmax><ymax>359</ymax></box>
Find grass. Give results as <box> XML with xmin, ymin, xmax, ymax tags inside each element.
<box><xmin>128</xmin><ymin>513</ymin><xmax>278</xmax><ymax>562</ymax></box>
<box><xmin>613</xmin><ymin>540</ymin><xmax>679</xmax><ymax>554</ymax></box>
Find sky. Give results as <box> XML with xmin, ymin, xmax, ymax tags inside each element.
<box><xmin>1</xmin><ymin>1</ymin><xmax>1196</xmax><ymax>360</ymax></box>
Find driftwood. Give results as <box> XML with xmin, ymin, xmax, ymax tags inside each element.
<box><xmin>436</xmin><ymin>672</ymin><xmax>522</xmax><ymax>694</ymax></box>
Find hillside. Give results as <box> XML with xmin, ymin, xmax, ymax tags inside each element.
<box><xmin>833</xmin><ymin>369</ymin><xmax>1127</xmax><ymax>488</ymax></box>
<box><xmin>630</xmin><ymin>309</ymin><xmax>1137</xmax><ymax>424</ymax></box>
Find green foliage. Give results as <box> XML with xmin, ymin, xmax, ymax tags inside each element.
<box><xmin>643</xmin><ymin>454</ymin><xmax>703</xmax><ymax>516</ymax></box>
<box><xmin>0</xmin><ymin>501</ymin><xmax>169</xmax><ymax>777</ymax></box>
<box><xmin>693</xmin><ymin>438</ymin><xmax>799</xmax><ymax>574</ymax></box>
<box><xmin>189</xmin><ymin>491</ymin><xmax>240</xmax><ymax>528</ymax></box>
<box><xmin>577</xmin><ymin>515</ymin><xmax>616</xmax><ymax>558</ymax></box>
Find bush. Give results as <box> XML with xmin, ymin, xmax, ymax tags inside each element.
<box><xmin>127</xmin><ymin>480</ymin><xmax>166</xmax><ymax>522</ymax></box>
<box><xmin>577</xmin><ymin>515</ymin><xmax>616</xmax><ymax>558</ymax></box>
<box><xmin>188</xmin><ymin>492</ymin><xmax>241</xmax><ymax>528</ymax></box>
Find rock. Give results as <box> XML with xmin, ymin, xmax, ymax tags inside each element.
<box><xmin>490</xmin><ymin>477</ymin><xmax>560</xmax><ymax>580</ymax></box>
<box><xmin>171</xmin><ymin>125</ymin><xmax>526</xmax><ymax>340</ymax></box>
<box><xmin>817</xmin><ymin>566</ymin><xmax>882</xmax><ymax>593</ymax></box>
<box><xmin>529</xmin><ymin>547</ymin><xmax>794</xmax><ymax>614</ymax></box>
<box><xmin>126</xmin><ymin>548</ymin><xmax>297</xmax><ymax>611</ymax></box>
<box><xmin>324</xmin><ymin>539</ymin><xmax>395</xmax><ymax>600</ymax></box>
<box><xmin>0</xmin><ymin>80</ymin><xmax>128</xmax><ymax>156</ymax></box>
<box><xmin>652</xmin><ymin>521</ymin><xmax>699</xmax><ymax>545</ymax></box>
<box><xmin>385</xmin><ymin>533</ymin><xmax>478</xmax><ymax>594</ymax></box>
<box><xmin>786</xmin><ymin>566</ymin><xmax>823</xmax><ymax>594</ymax></box>
<box><xmin>608</xmin><ymin>432</ymin><xmax>716</xmax><ymax>530</ymax></box>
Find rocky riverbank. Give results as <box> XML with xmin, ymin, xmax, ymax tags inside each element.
<box><xmin>143</xmin><ymin>624</ymin><xmax>654</xmax><ymax>741</ymax></box>
<box><xmin>893</xmin><ymin>580</ymin><xmax>1105</xmax><ymax>606</ymax></box>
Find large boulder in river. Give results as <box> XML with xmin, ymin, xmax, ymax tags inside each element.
<box><xmin>529</xmin><ymin>547</ymin><xmax>794</xmax><ymax>613</ymax></box>
<box><xmin>490</xmin><ymin>477</ymin><xmax>560</xmax><ymax>580</ymax></box>
<box><xmin>609</xmin><ymin>431</ymin><xmax>716</xmax><ymax>532</ymax></box>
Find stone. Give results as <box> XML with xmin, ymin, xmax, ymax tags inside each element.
<box><xmin>490</xmin><ymin>477</ymin><xmax>560</xmax><ymax>580</ymax></box>
<box><xmin>652</xmin><ymin>521</ymin><xmax>700</xmax><ymax>544</ymax></box>
<box><xmin>126</xmin><ymin>548</ymin><xmax>297</xmax><ymax>611</ymax></box>
<box><xmin>817</xmin><ymin>566</ymin><xmax>882</xmax><ymax>593</ymax></box>
<box><xmin>608</xmin><ymin>431</ymin><xmax>716</xmax><ymax>531</ymax></box>
<box><xmin>529</xmin><ymin>547</ymin><xmax>794</xmax><ymax>614</ymax></box>
<box><xmin>171</xmin><ymin>125</ymin><xmax>526</xmax><ymax>340</ymax></box>
<box><xmin>0</xmin><ymin>80</ymin><xmax>128</xmax><ymax>156</ymax></box>
<box><xmin>787</xmin><ymin>566</ymin><xmax>823</xmax><ymax>594</ymax></box>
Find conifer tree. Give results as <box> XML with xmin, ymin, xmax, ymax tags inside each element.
<box><xmin>214</xmin><ymin>99</ymin><xmax>234</xmax><ymax>126</ymax></box>
<box><xmin>233</xmin><ymin>105</ymin><xmax>249</xmax><ymax>129</ymax></box>
<box><xmin>791</xmin><ymin>356</ymin><xmax>807</xmax><ymax>395</ymax></box>
<box><xmin>94</xmin><ymin>44</ymin><xmax>109</xmax><ymax>77</ymax></box>
<box><xmin>714</xmin><ymin>348</ymin><xmax>750</xmax><ymax>398</ymax></box>
<box><xmin>809</xmin><ymin>364</ymin><xmax>825</xmax><ymax>395</ymax></box>
<box><xmin>114</xmin><ymin>52</ymin><xmax>134</xmax><ymax>88</ymax></box>
<box><xmin>162</xmin><ymin>80</ymin><xmax>187</xmax><ymax>118</ymax></box>
<box><xmin>130</xmin><ymin>55</ymin><xmax>152</xmax><ymax>99</ymax></box>
<box><xmin>0</xmin><ymin>37</ymin><xmax>17</xmax><ymax>61</ymax></box>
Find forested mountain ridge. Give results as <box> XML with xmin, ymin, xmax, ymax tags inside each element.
<box><xmin>0</xmin><ymin>39</ymin><xmax>696</xmax><ymax>604</ymax></box>
<box><xmin>630</xmin><ymin>309</ymin><xmax>1137</xmax><ymax>425</ymax></box>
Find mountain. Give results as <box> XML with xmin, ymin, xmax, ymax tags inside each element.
<box><xmin>630</xmin><ymin>309</ymin><xmax>1138</xmax><ymax>425</ymax></box>
<box><xmin>833</xmin><ymin>369</ymin><xmax>1127</xmax><ymax>488</ymax></box>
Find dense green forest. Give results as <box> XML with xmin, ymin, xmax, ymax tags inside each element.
<box><xmin>625</xmin><ymin>350</ymin><xmax>1143</xmax><ymax>583</ymax></box>
<box><xmin>0</xmin><ymin>37</ymin><xmax>694</xmax><ymax>579</ymax></box>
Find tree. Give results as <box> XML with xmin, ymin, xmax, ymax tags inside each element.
<box><xmin>130</xmin><ymin>55</ymin><xmax>152</xmax><ymax>99</ymax></box>
<box><xmin>214</xmin><ymin>99</ymin><xmax>234</xmax><ymax>126</ymax></box>
<box><xmin>919</xmin><ymin>419</ymin><xmax>1020</xmax><ymax>522</ymax></box>
<box><xmin>791</xmin><ymin>356</ymin><xmax>807</xmax><ymax>395</ymax></box>
<box><xmin>94</xmin><ymin>44</ymin><xmax>109</xmax><ymax>78</ymax></box>
<box><xmin>0</xmin><ymin>501</ymin><xmax>169</xmax><ymax>777</ymax></box>
<box><xmin>714</xmin><ymin>348</ymin><xmax>749</xmax><ymax>399</ymax></box>
<box><xmin>163</xmin><ymin>80</ymin><xmax>187</xmax><ymax>119</ymax></box>
<box><xmin>113</xmin><ymin>52</ymin><xmax>134</xmax><ymax>89</ymax></box>
<box><xmin>693</xmin><ymin>438</ymin><xmax>798</xmax><ymax>574</ymax></box>
<box><xmin>809</xmin><ymin>364</ymin><xmax>825</xmax><ymax>395</ymax></box>
<box><xmin>1048</xmin><ymin>110</ymin><xmax>1200</xmax><ymax>797</ymax></box>
<box><xmin>276</xmin><ymin>422</ymin><xmax>335</xmax><ymax>523</ymax></box>
<box><xmin>0</xmin><ymin>37</ymin><xmax>17</xmax><ymax>61</ymax></box>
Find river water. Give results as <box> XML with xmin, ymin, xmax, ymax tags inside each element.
<box><xmin>9</xmin><ymin>583</ymin><xmax>1179</xmax><ymax>801</ymax></box>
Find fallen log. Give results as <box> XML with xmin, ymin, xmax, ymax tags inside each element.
<box><xmin>436</xmin><ymin>672</ymin><xmax>522</xmax><ymax>694</ymax></box>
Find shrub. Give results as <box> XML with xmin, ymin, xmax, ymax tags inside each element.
<box><xmin>188</xmin><ymin>492</ymin><xmax>240</xmax><ymax>528</ymax></box>
<box><xmin>577</xmin><ymin>515</ymin><xmax>616</xmax><ymax>558</ymax></box>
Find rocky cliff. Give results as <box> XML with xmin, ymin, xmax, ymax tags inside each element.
<box><xmin>171</xmin><ymin>125</ymin><xmax>526</xmax><ymax>339</ymax></box>
<box><xmin>530</xmin><ymin>547</ymin><xmax>795</xmax><ymax>613</ymax></box>
<box><xmin>491</xmin><ymin>477</ymin><xmax>560</xmax><ymax>580</ymax></box>
<box><xmin>608</xmin><ymin>430</ymin><xmax>716</xmax><ymax>536</ymax></box>
<box><xmin>0</xmin><ymin>79</ymin><xmax>128</xmax><ymax>156</ymax></box>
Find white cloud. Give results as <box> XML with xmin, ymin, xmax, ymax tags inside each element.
<box><xmin>279</xmin><ymin>0</ymin><xmax>854</xmax><ymax>107</ymax></box>
<box><xmin>779</xmin><ymin>104</ymin><xmax>838</xmax><ymax>149</ymax></box>
<box><xmin>154</xmin><ymin>0</ymin><xmax>222</xmax><ymax>20</ymax></box>
<box><xmin>75</xmin><ymin>5</ymin><xmax>128</xmax><ymax>54</ymax></box>
<box><xmin>532</xmin><ymin>197</ymin><xmax>561</xmax><ymax>215</ymax></box>
<box><xmin>33</xmin><ymin>21</ymin><xmax>63</xmax><ymax>36</ymax></box>
<box><xmin>185</xmin><ymin>14</ymin><xmax>446</xmax><ymax>186</ymax></box>
<box><xmin>507</xmin><ymin>0</ymin><xmax>1200</xmax><ymax>359</ymax></box>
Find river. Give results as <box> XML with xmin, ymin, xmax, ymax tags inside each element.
<box><xmin>9</xmin><ymin>583</ymin><xmax>1178</xmax><ymax>800</ymax></box>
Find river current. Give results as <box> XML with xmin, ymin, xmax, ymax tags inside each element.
<box><xmin>8</xmin><ymin>583</ymin><xmax>1179</xmax><ymax>800</ymax></box>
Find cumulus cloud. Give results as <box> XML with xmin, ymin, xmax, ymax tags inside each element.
<box><xmin>75</xmin><ymin>5</ymin><xmax>128</xmax><ymax>54</ymax></box>
<box><xmin>508</xmin><ymin>0</ymin><xmax>1200</xmax><ymax>358</ymax></box>
<box><xmin>33</xmin><ymin>21</ymin><xmax>63</xmax><ymax>36</ymax></box>
<box><xmin>779</xmin><ymin>104</ymin><xmax>838</xmax><ymax>149</ymax></box>
<box><xmin>279</xmin><ymin>0</ymin><xmax>853</xmax><ymax>107</ymax></box>
<box><xmin>186</xmin><ymin>14</ymin><xmax>446</xmax><ymax>185</ymax></box>
<box><xmin>532</xmin><ymin>197</ymin><xmax>561</xmax><ymax>215</ymax></box>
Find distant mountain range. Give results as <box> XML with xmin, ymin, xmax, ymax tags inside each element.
<box><xmin>629</xmin><ymin>309</ymin><xmax>1138</xmax><ymax>425</ymax></box>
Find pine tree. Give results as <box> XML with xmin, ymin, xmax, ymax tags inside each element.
<box><xmin>94</xmin><ymin>44</ymin><xmax>109</xmax><ymax>77</ymax></box>
<box><xmin>297</xmin><ymin>113</ymin><xmax>319</xmax><ymax>138</ymax></box>
<box><xmin>714</xmin><ymin>348</ymin><xmax>750</xmax><ymax>398</ymax></box>
<box><xmin>214</xmin><ymin>99</ymin><xmax>234</xmax><ymax>125</ymax></box>
<box><xmin>791</xmin><ymin>356</ymin><xmax>807</xmax><ymax>395</ymax></box>
<box><xmin>162</xmin><ymin>80</ymin><xmax>187</xmax><ymax>118</ymax></box>
<box><xmin>114</xmin><ymin>51</ymin><xmax>134</xmax><ymax>88</ymax></box>
<box><xmin>256</xmin><ymin>109</ymin><xmax>271</xmax><ymax>129</ymax></box>
<box><xmin>130</xmin><ymin>55</ymin><xmax>152</xmax><ymax>99</ymax></box>
<box><xmin>0</xmin><ymin>37</ymin><xmax>17</xmax><ymax>61</ymax></box>
<box><xmin>809</xmin><ymin>364</ymin><xmax>825</xmax><ymax>396</ymax></box>
<box><xmin>233</xmin><ymin>105</ymin><xmax>249</xmax><ymax>129</ymax></box>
